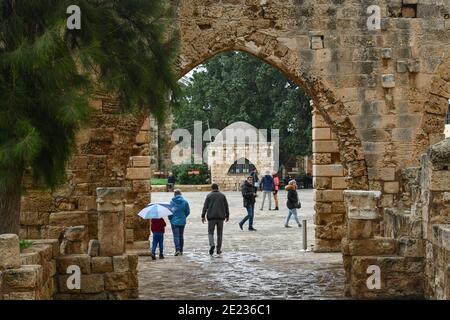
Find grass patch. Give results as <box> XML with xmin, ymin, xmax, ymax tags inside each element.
<box><xmin>151</xmin><ymin>178</ymin><xmax>168</xmax><ymax>185</ymax></box>
<box><xmin>20</xmin><ymin>240</ymin><xmax>33</xmax><ymax>251</ymax></box>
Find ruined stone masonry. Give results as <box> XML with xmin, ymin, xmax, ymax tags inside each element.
<box><xmin>342</xmin><ymin>138</ymin><xmax>450</xmax><ymax>299</ymax></box>
<box><xmin>11</xmin><ymin>0</ymin><xmax>450</xmax><ymax>299</ymax></box>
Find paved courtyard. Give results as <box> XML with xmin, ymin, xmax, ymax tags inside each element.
<box><xmin>137</xmin><ymin>189</ymin><xmax>346</xmax><ymax>300</ymax></box>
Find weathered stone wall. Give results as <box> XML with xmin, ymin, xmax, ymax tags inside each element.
<box><xmin>0</xmin><ymin>234</ymin><xmax>58</xmax><ymax>300</ymax></box>
<box><xmin>343</xmin><ymin>138</ymin><xmax>450</xmax><ymax>299</ymax></box>
<box><xmin>20</xmin><ymin>94</ymin><xmax>149</xmax><ymax>243</ymax></box>
<box><xmin>313</xmin><ymin>108</ymin><xmax>346</xmax><ymax>252</ymax></box>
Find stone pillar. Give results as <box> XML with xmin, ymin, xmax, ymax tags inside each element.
<box><xmin>96</xmin><ymin>188</ymin><xmax>127</xmax><ymax>257</ymax></box>
<box><xmin>312</xmin><ymin>108</ymin><xmax>347</xmax><ymax>252</ymax></box>
<box><xmin>0</xmin><ymin>234</ymin><xmax>21</xmax><ymax>270</ymax></box>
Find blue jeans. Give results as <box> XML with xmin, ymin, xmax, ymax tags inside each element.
<box><xmin>151</xmin><ymin>233</ymin><xmax>164</xmax><ymax>255</ymax></box>
<box><xmin>240</xmin><ymin>204</ymin><xmax>254</xmax><ymax>229</ymax></box>
<box><xmin>171</xmin><ymin>224</ymin><xmax>185</xmax><ymax>252</ymax></box>
<box><xmin>285</xmin><ymin>208</ymin><xmax>300</xmax><ymax>226</ymax></box>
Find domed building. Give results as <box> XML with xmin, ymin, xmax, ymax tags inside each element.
<box><xmin>206</xmin><ymin>121</ymin><xmax>277</xmax><ymax>190</ymax></box>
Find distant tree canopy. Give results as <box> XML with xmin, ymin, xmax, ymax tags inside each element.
<box><xmin>173</xmin><ymin>51</ymin><xmax>312</xmax><ymax>167</ymax></box>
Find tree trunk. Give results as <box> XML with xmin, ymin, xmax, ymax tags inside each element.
<box><xmin>0</xmin><ymin>178</ymin><xmax>23</xmax><ymax>235</ymax></box>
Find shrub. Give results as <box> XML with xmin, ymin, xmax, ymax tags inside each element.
<box><xmin>172</xmin><ymin>164</ymin><xmax>210</xmax><ymax>185</ymax></box>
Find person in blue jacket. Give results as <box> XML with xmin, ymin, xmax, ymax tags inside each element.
<box><xmin>169</xmin><ymin>189</ymin><xmax>190</xmax><ymax>256</ymax></box>
<box><xmin>259</xmin><ymin>170</ymin><xmax>275</xmax><ymax>210</ymax></box>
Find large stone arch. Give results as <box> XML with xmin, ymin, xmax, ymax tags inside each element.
<box><xmin>175</xmin><ymin>21</ymin><xmax>369</xmax><ymax>191</ymax></box>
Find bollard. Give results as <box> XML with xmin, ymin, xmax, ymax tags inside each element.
<box><xmin>302</xmin><ymin>219</ymin><xmax>307</xmax><ymax>251</ymax></box>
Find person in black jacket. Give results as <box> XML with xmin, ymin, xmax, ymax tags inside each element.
<box><xmin>202</xmin><ymin>183</ymin><xmax>230</xmax><ymax>255</ymax></box>
<box><xmin>166</xmin><ymin>173</ymin><xmax>176</xmax><ymax>192</ymax></box>
<box><xmin>239</xmin><ymin>176</ymin><xmax>257</xmax><ymax>231</ymax></box>
<box><xmin>285</xmin><ymin>180</ymin><xmax>302</xmax><ymax>228</ymax></box>
<box><xmin>250</xmin><ymin>169</ymin><xmax>259</xmax><ymax>194</ymax></box>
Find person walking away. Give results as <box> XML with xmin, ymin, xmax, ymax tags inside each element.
<box><xmin>250</xmin><ymin>168</ymin><xmax>259</xmax><ymax>194</ymax></box>
<box><xmin>239</xmin><ymin>176</ymin><xmax>257</xmax><ymax>232</ymax></box>
<box><xmin>169</xmin><ymin>189</ymin><xmax>190</xmax><ymax>256</ymax></box>
<box><xmin>150</xmin><ymin>218</ymin><xmax>166</xmax><ymax>260</ymax></box>
<box><xmin>272</xmin><ymin>172</ymin><xmax>280</xmax><ymax>211</ymax></box>
<box><xmin>166</xmin><ymin>172</ymin><xmax>176</xmax><ymax>192</ymax></box>
<box><xmin>202</xmin><ymin>183</ymin><xmax>230</xmax><ymax>255</ymax></box>
<box><xmin>260</xmin><ymin>171</ymin><xmax>275</xmax><ymax>210</ymax></box>
<box><xmin>285</xmin><ymin>180</ymin><xmax>302</xmax><ymax>228</ymax></box>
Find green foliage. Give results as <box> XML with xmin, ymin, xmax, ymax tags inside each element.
<box><xmin>0</xmin><ymin>0</ymin><xmax>180</xmax><ymax>191</ymax></box>
<box><xmin>19</xmin><ymin>239</ymin><xmax>33</xmax><ymax>251</ymax></box>
<box><xmin>172</xmin><ymin>164</ymin><xmax>210</xmax><ymax>185</ymax></box>
<box><xmin>174</xmin><ymin>51</ymin><xmax>312</xmax><ymax>166</ymax></box>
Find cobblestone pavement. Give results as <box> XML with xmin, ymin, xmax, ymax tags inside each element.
<box><xmin>138</xmin><ymin>189</ymin><xmax>345</xmax><ymax>300</ymax></box>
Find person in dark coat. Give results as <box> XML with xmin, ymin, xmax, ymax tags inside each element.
<box><xmin>202</xmin><ymin>183</ymin><xmax>230</xmax><ymax>255</ymax></box>
<box><xmin>166</xmin><ymin>172</ymin><xmax>176</xmax><ymax>192</ymax></box>
<box><xmin>250</xmin><ymin>169</ymin><xmax>259</xmax><ymax>194</ymax></box>
<box><xmin>260</xmin><ymin>170</ymin><xmax>275</xmax><ymax>210</ymax></box>
<box><xmin>285</xmin><ymin>180</ymin><xmax>302</xmax><ymax>228</ymax></box>
<box><xmin>239</xmin><ymin>176</ymin><xmax>257</xmax><ymax>231</ymax></box>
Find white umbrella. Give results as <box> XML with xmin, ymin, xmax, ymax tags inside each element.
<box><xmin>137</xmin><ymin>202</ymin><xmax>174</xmax><ymax>220</ymax></box>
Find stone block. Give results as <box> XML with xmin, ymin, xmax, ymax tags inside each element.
<box><xmin>88</xmin><ymin>239</ymin><xmax>100</xmax><ymax>257</ymax></box>
<box><xmin>20</xmin><ymin>211</ymin><xmax>50</xmax><ymax>226</ymax></box>
<box><xmin>64</xmin><ymin>226</ymin><xmax>87</xmax><ymax>242</ymax></box>
<box><xmin>314</xmin><ymin>190</ymin><xmax>343</xmax><ymax>202</ymax></box>
<box><xmin>351</xmin><ymin>256</ymin><xmax>423</xmax><ymax>275</ymax></box>
<box><xmin>313</xmin><ymin>164</ymin><xmax>344</xmax><ymax>177</ymax></box>
<box><xmin>81</xmin><ymin>274</ymin><xmax>105</xmax><ymax>294</ymax></box>
<box><xmin>30</xmin><ymin>239</ymin><xmax>60</xmax><ymax>258</ymax></box>
<box><xmin>332</xmin><ymin>177</ymin><xmax>347</xmax><ymax>189</ymax></box>
<box><xmin>3</xmin><ymin>265</ymin><xmax>43</xmax><ymax>289</ymax></box>
<box><xmin>78</xmin><ymin>196</ymin><xmax>97</xmax><ymax>211</ymax></box>
<box><xmin>113</xmin><ymin>256</ymin><xmax>130</xmax><ymax>273</ymax></box>
<box><xmin>398</xmin><ymin>237</ymin><xmax>425</xmax><ymax>258</ymax></box>
<box><xmin>310</xmin><ymin>36</ymin><xmax>324</xmax><ymax>50</ymax></box>
<box><xmin>312</xmin><ymin>128</ymin><xmax>331</xmax><ymax>140</ymax></box>
<box><xmin>344</xmin><ymin>190</ymin><xmax>381</xmax><ymax>220</ymax></box>
<box><xmin>382</xmin><ymin>74</ymin><xmax>395</xmax><ymax>88</ymax></box>
<box><xmin>384</xmin><ymin>181</ymin><xmax>400</xmax><ymax>194</ymax></box>
<box><xmin>381</xmin><ymin>48</ymin><xmax>392</xmax><ymax>59</ymax></box>
<box><xmin>131</xmin><ymin>156</ymin><xmax>151</xmax><ymax>167</ymax></box>
<box><xmin>97</xmin><ymin>210</ymin><xmax>125</xmax><ymax>257</ymax></box>
<box><xmin>104</xmin><ymin>272</ymin><xmax>130</xmax><ymax>291</ymax></box>
<box><xmin>397</xmin><ymin>60</ymin><xmax>408</xmax><ymax>73</ymax></box>
<box><xmin>407</xmin><ymin>59</ymin><xmax>420</xmax><ymax>73</ymax></box>
<box><xmin>312</xmin><ymin>153</ymin><xmax>332</xmax><ymax>165</ymax></box>
<box><xmin>429</xmin><ymin>171</ymin><xmax>450</xmax><ymax>191</ymax></box>
<box><xmin>312</xmin><ymin>113</ymin><xmax>328</xmax><ymax>128</ymax></box>
<box><xmin>342</xmin><ymin>237</ymin><xmax>396</xmax><ymax>256</ymax></box>
<box><xmin>126</xmin><ymin>229</ymin><xmax>135</xmax><ymax>243</ymax></box>
<box><xmin>315</xmin><ymin>225</ymin><xmax>345</xmax><ymax>240</ymax></box>
<box><xmin>135</xmin><ymin>131</ymin><xmax>149</xmax><ymax>144</ymax></box>
<box><xmin>313</xmin><ymin>140</ymin><xmax>339</xmax><ymax>153</ymax></box>
<box><xmin>49</xmin><ymin>211</ymin><xmax>88</xmax><ymax>227</ymax></box>
<box><xmin>0</xmin><ymin>234</ymin><xmax>20</xmax><ymax>270</ymax></box>
<box><xmin>313</xmin><ymin>239</ymin><xmax>341</xmax><ymax>252</ymax></box>
<box><xmin>91</xmin><ymin>257</ymin><xmax>113</xmax><ymax>273</ymax></box>
<box><xmin>347</xmin><ymin>219</ymin><xmax>374</xmax><ymax>239</ymax></box>
<box><xmin>3</xmin><ymin>291</ymin><xmax>38</xmax><ymax>300</ymax></box>
<box><xmin>56</xmin><ymin>254</ymin><xmax>91</xmax><ymax>274</ymax></box>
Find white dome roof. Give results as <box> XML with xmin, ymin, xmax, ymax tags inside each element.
<box><xmin>212</xmin><ymin>121</ymin><xmax>263</xmax><ymax>145</ymax></box>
